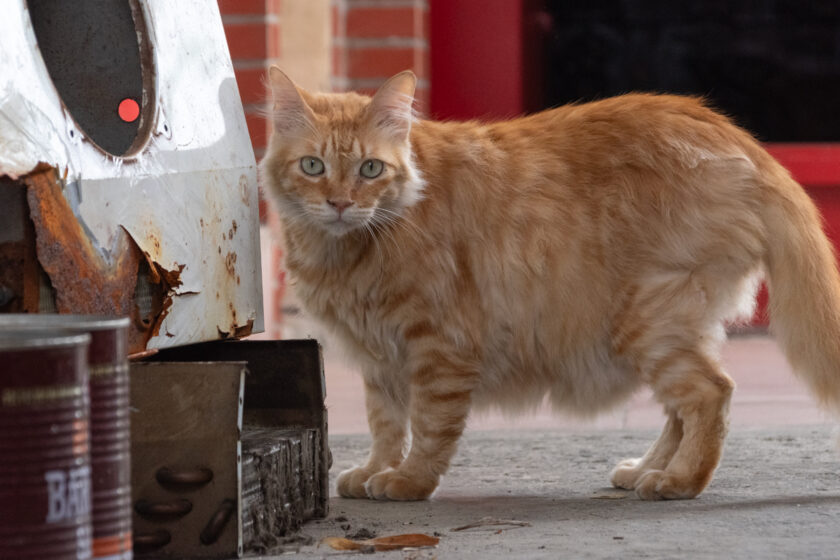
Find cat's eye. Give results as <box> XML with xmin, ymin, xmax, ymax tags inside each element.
<box><xmin>360</xmin><ymin>159</ymin><xmax>384</xmax><ymax>179</ymax></box>
<box><xmin>300</xmin><ymin>156</ymin><xmax>325</xmax><ymax>176</ymax></box>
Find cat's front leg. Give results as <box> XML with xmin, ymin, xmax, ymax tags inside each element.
<box><xmin>365</xmin><ymin>353</ymin><xmax>478</xmax><ymax>500</ymax></box>
<box><xmin>336</xmin><ymin>379</ymin><xmax>408</xmax><ymax>498</ymax></box>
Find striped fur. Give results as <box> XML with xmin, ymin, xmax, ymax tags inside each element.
<box><xmin>261</xmin><ymin>67</ymin><xmax>840</xmax><ymax>501</ymax></box>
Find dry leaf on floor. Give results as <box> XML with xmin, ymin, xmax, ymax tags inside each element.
<box><xmin>450</xmin><ymin>517</ymin><xmax>531</xmax><ymax>532</ymax></box>
<box><xmin>322</xmin><ymin>533</ymin><xmax>439</xmax><ymax>552</ymax></box>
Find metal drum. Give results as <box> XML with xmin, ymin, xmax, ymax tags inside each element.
<box><xmin>0</xmin><ymin>315</ymin><xmax>132</xmax><ymax>559</ymax></box>
<box><xmin>0</xmin><ymin>330</ymin><xmax>93</xmax><ymax>560</ymax></box>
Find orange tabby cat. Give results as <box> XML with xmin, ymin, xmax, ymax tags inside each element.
<box><xmin>260</xmin><ymin>67</ymin><xmax>840</xmax><ymax>501</ymax></box>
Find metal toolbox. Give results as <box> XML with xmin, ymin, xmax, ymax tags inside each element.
<box><xmin>130</xmin><ymin>340</ymin><xmax>329</xmax><ymax>558</ymax></box>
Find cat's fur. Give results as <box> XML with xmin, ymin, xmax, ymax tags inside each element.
<box><xmin>260</xmin><ymin>67</ymin><xmax>840</xmax><ymax>501</ymax></box>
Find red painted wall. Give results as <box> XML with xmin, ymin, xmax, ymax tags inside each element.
<box><xmin>429</xmin><ymin>0</ymin><xmax>524</xmax><ymax>120</ymax></box>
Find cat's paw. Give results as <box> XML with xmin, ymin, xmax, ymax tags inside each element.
<box><xmin>610</xmin><ymin>458</ymin><xmax>645</xmax><ymax>490</ymax></box>
<box><xmin>634</xmin><ymin>470</ymin><xmax>700</xmax><ymax>500</ymax></box>
<box><xmin>336</xmin><ymin>466</ymin><xmax>373</xmax><ymax>498</ymax></box>
<box><xmin>364</xmin><ymin>468</ymin><xmax>436</xmax><ymax>501</ymax></box>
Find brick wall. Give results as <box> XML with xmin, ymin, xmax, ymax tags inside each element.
<box><xmin>332</xmin><ymin>0</ymin><xmax>429</xmax><ymax>112</ymax></box>
<box><xmin>219</xmin><ymin>0</ymin><xmax>281</xmax><ymax>164</ymax></box>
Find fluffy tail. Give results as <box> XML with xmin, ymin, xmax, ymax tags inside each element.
<box><xmin>762</xmin><ymin>164</ymin><xmax>840</xmax><ymax>411</ymax></box>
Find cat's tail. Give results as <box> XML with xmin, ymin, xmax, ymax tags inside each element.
<box><xmin>761</xmin><ymin>159</ymin><xmax>840</xmax><ymax>411</ymax></box>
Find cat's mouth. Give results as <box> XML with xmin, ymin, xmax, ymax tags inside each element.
<box><xmin>320</xmin><ymin>214</ymin><xmax>366</xmax><ymax>237</ymax></box>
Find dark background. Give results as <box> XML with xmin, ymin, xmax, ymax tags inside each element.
<box><xmin>540</xmin><ymin>1</ymin><xmax>840</xmax><ymax>141</ymax></box>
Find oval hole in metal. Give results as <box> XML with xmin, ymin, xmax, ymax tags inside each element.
<box><xmin>27</xmin><ymin>0</ymin><xmax>154</xmax><ymax>156</ymax></box>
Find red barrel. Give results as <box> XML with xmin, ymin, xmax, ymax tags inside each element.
<box><xmin>0</xmin><ymin>315</ymin><xmax>132</xmax><ymax>560</ymax></box>
<box><xmin>0</xmin><ymin>330</ymin><xmax>93</xmax><ymax>560</ymax></box>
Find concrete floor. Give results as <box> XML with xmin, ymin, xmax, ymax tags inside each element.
<box><xmin>277</xmin><ymin>427</ymin><xmax>840</xmax><ymax>559</ymax></box>
<box><xmin>261</xmin><ymin>334</ymin><xmax>839</xmax><ymax>558</ymax></box>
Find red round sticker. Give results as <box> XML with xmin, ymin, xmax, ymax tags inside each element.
<box><xmin>118</xmin><ymin>98</ymin><xmax>140</xmax><ymax>122</ymax></box>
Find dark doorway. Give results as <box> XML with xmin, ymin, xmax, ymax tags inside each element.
<box><xmin>539</xmin><ymin>1</ymin><xmax>840</xmax><ymax>141</ymax></box>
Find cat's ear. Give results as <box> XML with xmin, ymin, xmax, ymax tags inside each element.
<box><xmin>368</xmin><ymin>70</ymin><xmax>417</xmax><ymax>139</ymax></box>
<box><xmin>267</xmin><ymin>66</ymin><xmax>316</xmax><ymax>132</ymax></box>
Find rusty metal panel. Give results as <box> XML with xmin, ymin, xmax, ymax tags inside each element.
<box><xmin>130</xmin><ymin>361</ymin><xmax>245</xmax><ymax>559</ymax></box>
<box><xmin>0</xmin><ymin>0</ymin><xmax>264</xmax><ymax>351</ymax></box>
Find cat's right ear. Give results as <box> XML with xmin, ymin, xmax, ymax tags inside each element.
<box><xmin>267</xmin><ymin>66</ymin><xmax>316</xmax><ymax>133</ymax></box>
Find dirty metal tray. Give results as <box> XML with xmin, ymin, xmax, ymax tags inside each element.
<box><xmin>130</xmin><ymin>339</ymin><xmax>329</xmax><ymax>558</ymax></box>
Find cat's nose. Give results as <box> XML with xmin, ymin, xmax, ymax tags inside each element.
<box><xmin>327</xmin><ymin>199</ymin><xmax>354</xmax><ymax>213</ymax></box>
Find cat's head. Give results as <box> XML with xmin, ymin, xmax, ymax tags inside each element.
<box><xmin>260</xmin><ymin>67</ymin><xmax>424</xmax><ymax>238</ymax></box>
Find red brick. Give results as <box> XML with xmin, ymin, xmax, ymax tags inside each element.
<box><xmin>244</xmin><ymin>111</ymin><xmax>269</xmax><ymax>150</ymax></box>
<box><xmin>346</xmin><ymin>7</ymin><xmax>418</xmax><ymax>38</ymax></box>
<box><xmin>332</xmin><ymin>45</ymin><xmax>345</xmax><ymax>77</ymax></box>
<box><xmin>224</xmin><ymin>23</ymin><xmax>268</xmax><ymax>59</ymax></box>
<box><xmin>234</xmin><ymin>67</ymin><xmax>268</xmax><ymax>105</ymax></box>
<box><xmin>218</xmin><ymin>0</ymin><xmax>266</xmax><ymax>16</ymax></box>
<box><xmin>267</xmin><ymin>0</ymin><xmax>282</xmax><ymax>15</ymax></box>
<box><xmin>347</xmin><ymin>47</ymin><xmax>417</xmax><ymax>79</ymax></box>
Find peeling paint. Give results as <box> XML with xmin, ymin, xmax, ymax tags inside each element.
<box><xmin>0</xmin><ymin>1</ymin><xmax>264</xmax><ymax>349</ymax></box>
<box><xmin>23</xmin><ymin>165</ymin><xmax>148</xmax><ymax>349</ymax></box>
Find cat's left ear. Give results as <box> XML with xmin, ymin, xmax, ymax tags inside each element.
<box><xmin>368</xmin><ymin>70</ymin><xmax>417</xmax><ymax>139</ymax></box>
<box><xmin>267</xmin><ymin>66</ymin><xmax>317</xmax><ymax>133</ymax></box>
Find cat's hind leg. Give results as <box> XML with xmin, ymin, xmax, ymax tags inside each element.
<box><xmin>610</xmin><ymin>411</ymin><xmax>682</xmax><ymax>490</ymax></box>
<box><xmin>638</xmin><ymin>348</ymin><xmax>733</xmax><ymax>499</ymax></box>
<box><xmin>336</xmin><ymin>379</ymin><xmax>408</xmax><ymax>498</ymax></box>
<box><xmin>610</xmin><ymin>272</ymin><xmax>739</xmax><ymax>499</ymax></box>
<box><xmin>622</xmin><ymin>345</ymin><xmax>734</xmax><ymax>500</ymax></box>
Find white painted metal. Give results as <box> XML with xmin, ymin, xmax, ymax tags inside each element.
<box><xmin>0</xmin><ymin>0</ymin><xmax>264</xmax><ymax>347</ymax></box>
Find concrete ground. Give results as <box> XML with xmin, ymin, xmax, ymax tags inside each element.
<box><xmin>263</xmin><ymin>334</ymin><xmax>840</xmax><ymax>559</ymax></box>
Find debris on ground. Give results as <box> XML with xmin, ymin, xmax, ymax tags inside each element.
<box><xmin>322</xmin><ymin>533</ymin><xmax>440</xmax><ymax>552</ymax></box>
<box><xmin>450</xmin><ymin>517</ymin><xmax>531</xmax><ymax>532</ymax></box>
<box><xmin>346</xmin><ymin>527</ymin><xmax>377</xmax><ymax>540</ymax></box>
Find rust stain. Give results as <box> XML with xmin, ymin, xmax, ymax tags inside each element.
<box><xmin>23</xmin><ymin>165</ymin><xmax>145</xmax><ymax>349</ymax></box>
<box><xmin>233</xmin><ymin>318</ymin><xmax>253</xmax><ymax>338</ymax></box>
<box><xmin>239</xmin><ymin>174</ymin><xmax>249</xmax><ymax>206</ymax></box>
<box><xmin>19</xmin><ymin>164</ymin><xmax>187</xmax><ymax>353</ymax></box>
<box><xmin>144</xmin><ymin>259</ymin><xmax>184</xmax><ymax>340</ymax></box>
<box><xmin>224</xmin><ymin>251</ymin><xmax>237</xmax><ymax>277</ymax></box>
<box><xmin>217</xmin><ymin>318</ymin><xmax>253</xmax><ymax>340</ymax></box>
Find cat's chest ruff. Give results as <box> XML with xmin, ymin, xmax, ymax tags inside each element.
<box><xmin>295</xmin><ymin>267</ymin><xmax>400</xmax><ymax>361</ymax></box>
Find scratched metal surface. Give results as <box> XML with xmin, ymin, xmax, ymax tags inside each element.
<box><xmin>0</xmin><ymin>0</ymin><xmax>264</xmax><ymax>349</ymax></box>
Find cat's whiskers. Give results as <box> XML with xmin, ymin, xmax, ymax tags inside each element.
<box><xmin>361</xmin><ymin>220</ymin><xmax>387</xmax><ymax>271</ymax></box>
<box><xmin>370</xmin><ymin>207</ymin><xmax>424</xmax><ymax>254</ymax></box>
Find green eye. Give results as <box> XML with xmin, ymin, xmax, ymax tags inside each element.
<box><xmin>300</xmin><ymin>156</ymin><xmax>325</xmax><ymax>176</ymax></box>
<box><xmin>360</xmin><ymin>159</ymin><xmax>384</xmax><ymax>179</ymax></box>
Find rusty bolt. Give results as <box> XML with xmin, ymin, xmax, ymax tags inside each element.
<box><xmin>200</xmin><ymin>499</ymin><xmax>236</xmax><ymax>545</ymax></box>
<box><xmin>134</xmin><ymin>498</ymin><xmax>193</xmax><ymax>519</ymax></box>
<box><xmin>155</xmin><ymin>466</ymin><xmax>214</xmax><ymax>488</ymax></box>
<box><xmin>133</xmin><ymin>529</ymin><xmax>171</xmax><ymax>552</ymax></box>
